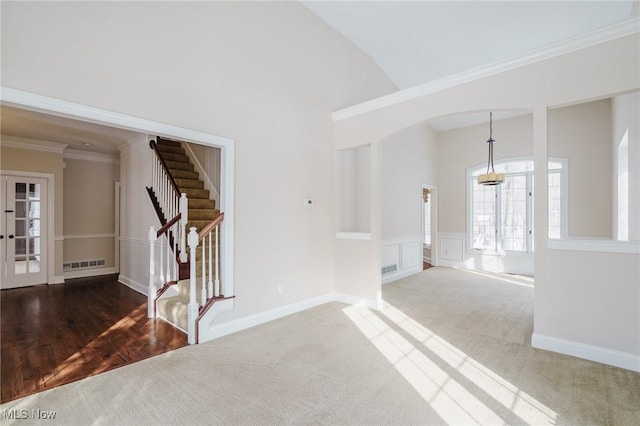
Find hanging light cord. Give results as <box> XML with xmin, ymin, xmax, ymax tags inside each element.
<box><xmin>486</xmin><ymin>112</ymin><xmax>495</xmax><ymax>174</ymax></box>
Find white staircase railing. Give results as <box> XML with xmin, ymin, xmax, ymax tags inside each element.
<box><xmin>187</xmin><ymin>213</ymin><xmax>224</xmax><ymax>344</ymax></box>
<box><xmin>147</xmin><ymin>212</ymin><xmax>183</xmax><ymax>318</ymax></box>
<box><xmin>150</xmin><ymin>139</ymin><xmax>181</xmax><ymax>225</ymax></box>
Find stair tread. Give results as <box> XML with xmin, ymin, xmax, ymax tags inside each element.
<box><xmin>166</xmin><ymin>161</ymin><xmax>194</xmax><ymax>171</ymax></box>
<box><xmin>175</xmin><ymin>178</ymin><xmax>204</xmax><ymax>189</ymax></box>
<box><xmin>157</xmin><ymin>139</ymin><xmax>182</xmax><ymax>148</ymax></box>
<box><xmin>188</xmin><ymin>199</ymin><xmax>216</xmax><ymax>209</ymax></box>
<box><xmin>171</xmin><ymin>170</ymin><xmax>200</xmax><ymax>180</ymax></box>
<box><xmin>183</xmin><ymin>188</ymin><xmax>210</xmax><ymax>199</ymax></box>
<box><xmin>156</xmin><ymin>145</ymin><xmax>185</xmax><ymax>155</ymax></box>
<box><xmin>160</xmin><ymin>152</ymin><xmax>191</xmax><ymax>163</ymax></box>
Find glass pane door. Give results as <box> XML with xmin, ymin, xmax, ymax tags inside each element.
<box><xmin>2</xmin><ymin>176</ymin><xmax>48</xmax><ymax>288</ymax></box>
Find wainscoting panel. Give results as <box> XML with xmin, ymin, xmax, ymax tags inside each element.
<box><xmin>439</xmin><ymin>233</ymin><xmax>465</xmax><ymax>261</ymax></box>
<box><xmin>382</xmin><ymin>237</ymin><xmax>423</xmax><ymax>284</ymax></box>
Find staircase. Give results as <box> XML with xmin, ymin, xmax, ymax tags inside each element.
<box><xmin>147</xmin><ymin>137</ymin><xmax>228</xmax><ymax>342</ymax></box>
<box><xmin>153</xmin><ymin>138</ymin><xmax>220</xmax><ymax>233</ymax></box>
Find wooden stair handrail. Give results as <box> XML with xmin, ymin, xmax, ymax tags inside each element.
<box><xmin>149</xmin><ymin>139</ymin><xmax>182</xmax><ymax>196</ymax></box>
<box><xmin>157</xmin><ymin>213</ymin><xmax>181</xmax><ymax>238</ymax></box>
<box><xmin>146</xmin><ymin>187</ymin><xmax>167</xmax><ymax>225</ymax></box>
<box><xmin>197</xmin><ymin>212</ymin><xmax>225</xmax><ymax>240</ymax></box>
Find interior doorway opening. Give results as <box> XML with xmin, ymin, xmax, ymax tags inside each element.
<box><xmin>422</xmin><ymin>185</ymin><xmax>437</xmax><ymax>270</ymax></box>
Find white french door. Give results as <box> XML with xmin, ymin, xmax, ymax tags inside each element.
<box><xmin>1</xmin><ymin>175</ymin><xmax>48</xmax><ymax>289</ymax></box>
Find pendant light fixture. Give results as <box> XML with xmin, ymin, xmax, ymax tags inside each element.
<box><xmin>477</xmin><ymin>112</ymin><xmax>505</xmax><ymax>186</ymax></box>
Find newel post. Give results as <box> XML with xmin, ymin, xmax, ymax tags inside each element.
<box><xmin>187</xmin><ymin>227</ymin><xmax>199</xmax><ymax>344</ymax></box>
<box><xmin>148</xmin><ymin>226</ymin><xmax>157</xmax><ymax>318</ymax></box>
<box><xmin>179</xmin><ymin>193</ymin><xmax>188</xmax><ymax>263</ymax></box>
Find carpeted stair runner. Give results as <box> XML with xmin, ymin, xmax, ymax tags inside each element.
<box><xmin>155</xmin><ymin>138</ymin><xmax>220</xmax><ymax>233</ymax></box>
<box><xmin>156</xmin><ymin>279</ymin><xmax>202</xmax><ymax>332</ymax></box>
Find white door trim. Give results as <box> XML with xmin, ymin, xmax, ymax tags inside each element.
<box><xmin>422</xmin><ymin>184</ymin><xmax>438</xmax><ymax>267</ymax></box>
<box><xmin>0</xmin><ymin>170</ymin><xmax>55</xmax><ymax>285</ymax></box>
<box><xmin>114</xmin><ymin>181</ymin><xmax>121</xmax><ymax>273</ymax></box>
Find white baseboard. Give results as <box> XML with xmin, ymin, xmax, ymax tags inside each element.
<box><xmin>332</xmin><ymin>292</ymin><xmax>382</xmax><ymax>310</ymax></box>
<box><xmin>382</xmin><ymin>264</ymin><xmax>423</xmax><ymax>285</ymax></box>
<box><xmin>423</xmin><ymin>256</ymin><xmax>432</xmax><ymax>263</ymax></box>
<box><xmin>64</xmin><ymin>267</ymin><xmax>118</xmax><ymax>280</ymax></box>
<box><xmin>202</xmin><ymin>292</ymin><xmax>381</xmax><ymax>343</ymax></box>
<box><xmin>53</xmin><ymin>275</ymin><xmax>65</xmax><ymax>284</ymax></box>
<box><xmin>117</xmin><ymin>274</ymin><xmax>147</xmax><ymax>295</ymax></box>
<box><xmin>532</xmin><ymin>332</ymin><xmax>640</xmax><ymax>372</ymax></box>
<box><xmin>436</xmin><ymin>259</ymin><xmax>466</xmax><ymax>269</ymax></box>
<box><xmin>203</xmin><ymin>293</ymin><xmax>335</xmax><ymax>341</ymax></box>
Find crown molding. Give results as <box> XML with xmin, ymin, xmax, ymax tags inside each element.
<box><xmin>0</xmin><ymin>135</ymin><xmax>68</xmax><ymax>153</ymax></box>
<box><xmin>332</xmin><ymin>17</ymin><xmax>640</xmax><ymax>122</ymax></box>
<box><xmin>64</xmin><ymin>149</ymin><xmax>119</xmax><ymax>164</ymax></box>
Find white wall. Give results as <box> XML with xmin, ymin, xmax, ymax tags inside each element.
<box><xmin>332</xmin><ymin>33</ymin><xmax>640</xmax><ymax>370</ymax></box>
<box><xmin>612</xmin><ymin>92</ymin><xmax>640</xmax><ymax>241</ymax></box>
<box><xmin>186</xmin><ymin>142</ymin><xmax>221</xmax><ymax>207</ymax></box>
<box><xmin>118</xmin><ymin>135</ymin><xmax>157</xmax><ymax>293</ymax></box>
<box><xmin>548</xmin><ymin>99</ymin><xmax>613</xmax><ymax>238</ymax></box>
<box><xmin>380</xmin><ymin>123</ymin><xmax>437</xmax><ymax>282</ymax></box>
<box><xmin>338</xmin><ymin>145</ymin><xmax>371</xmax><ymax>233</ymax></box>
<box><xmin>381</xmin><ymin>123</ymin><xmax>438</xmax><ymax>239</ymax></box>
<box><xmin>1</xmin><ymin>2</ymin><xmax>396</xmax><ymax>319</ymax></box>
<box><xmin>63</xmin><ymin>156</ymin><xmax>119</xmax><ymax>275</ymax></box>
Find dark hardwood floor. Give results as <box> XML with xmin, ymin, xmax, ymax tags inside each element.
<box><xmin>1</xmin><ymin>275</ymin><xmax>187</xmax><ymax>403</ymax></box>
<box><xmin>423</xmin><ymin>261</ymin><xmax>432</xmax><ymax>270</ymax></box>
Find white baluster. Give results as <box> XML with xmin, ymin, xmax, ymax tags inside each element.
<box><xmin>175</xmin><ymin>192</ymin><xmax>179</xmax><ymax>220</ymax></box>
<box><xmin>165</xmin><ymin>233</ymin><xmax>171</xmax><ymax>283</ymax></box>
<box><xmin>151</xmin><ymin>155</ymin><xmax>155</xmax><ymax>190</ymax></box>
<box><xmin>215</xmin><ymin>223</ymin><xmax>220</xmax><ymax>297</ymax></box>
<box><xmin>171</xmin><ymin>225</ymin><xmax>177</xmax><ymax>281</ymax></box>
<box><xmin>159</xmin><ymin>235</ymin><xmax>165</xmax><ymax>285</ymax></box>
<box><xmin>148</xmin><ymin>226</ymin><xmax>157</xmax><ymax>318</ymax></box>
<box><xmin>159</xmin><ymin>168</ymin><xmax>164</xmax><ymax>212</ymax></box>
<box><xmin>171</xmin><ymin>189</ymin><xmax>175</xmax><ymax>219</ymax></box>
<box><xmin>164</xmin><ymin>178</ymin><xmax>168</xmax><ymax>216</ymax></box>
<box><xmin>207</xmin><ymin>229</ymin><xmax>213</xmax><ymax>299</ymax></box>
<box><xmin>162</xmin><ymin>171</ymin><xmax>167</xmax><ymax>215</ymax></box>
<box><xmin>201</xmin><ymin>236</ymin><xmax>206</xmax><ymax>305</ymax></box>
<box><xmin>179</xmin><ymin>193</ymin><xmax>188</xmax><ymax>262</ymax></box>
<box><xmin>187</xmin><ymin>227</ymin><xmax>199</xmax><ymax>344</ymax></box>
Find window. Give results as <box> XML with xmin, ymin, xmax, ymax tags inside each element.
<box><xmin>468</xmin><ymin>159</ymin><xmax>565</xmax><ymax>254</ymax></box>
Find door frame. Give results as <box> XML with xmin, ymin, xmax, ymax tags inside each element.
<box><xmin>422</xmin><ymin>184</ymin><xmax>438</xmax><ymax>267</ymax></box>
<box><xmin>1</xmin><ymin>170</ymin><xmax>56</xmax><ymax>285</ymax></box>
<box><xmin>1</xmin><ymin>86</ymin><xmax>235</xmax><ymax>298</ymax></box>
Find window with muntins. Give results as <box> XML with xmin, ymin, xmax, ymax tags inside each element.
<box><xmin>468</xmin><ymin>159</ymin><xmax>565</xmax><ymax>254</ymax></box>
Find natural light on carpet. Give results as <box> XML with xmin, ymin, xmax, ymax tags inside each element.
<box><xmin>343</xmin><ymin>304</ymin><xmax>557</xmax><ymax>425</ymax></box>
<box><xmin>455</xmin><ymin>267</ymin><xmax>535</xmax><ymax>288</ymax></box>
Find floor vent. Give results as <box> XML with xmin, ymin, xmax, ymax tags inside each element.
<box><xmin>63</xmin><ymin>259</ymin><xmax>107</xmax><ymax>271</ymax></box>
<box><xmin>381</xmin><ymin>264</ymin><xmax>398</xmax><ymax>275</ymax></box>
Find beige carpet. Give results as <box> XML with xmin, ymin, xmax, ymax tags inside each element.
<box><xmin>1</xmin><ymin>267</ymin><xmax>639</xmax><ymax>425</ymax></box>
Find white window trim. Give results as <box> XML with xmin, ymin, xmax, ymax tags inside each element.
<box><xmin>548</xmin><ymin>157</ymin><xmax>569</xmax><ymax>240</ymax></box>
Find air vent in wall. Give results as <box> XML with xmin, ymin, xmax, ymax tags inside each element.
<box><xmin>381</xmin><ymin>264</ymin><xmax>398</xmax><ymax>275</ymax></box>
<box><xmin>63</xmin><ymin>259</ymin><xmax>107</xmax><ymax>271</ymax></box>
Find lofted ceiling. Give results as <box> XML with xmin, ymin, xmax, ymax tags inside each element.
<box><xmin>303</xmin><ymin>1</ymin><xmax>636</xmax><ymax>90</ymax></box>
<box><xmin>0</xmin><ymin>1</ymin><xmax>636</xmax><ymax>148</ymax></box>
